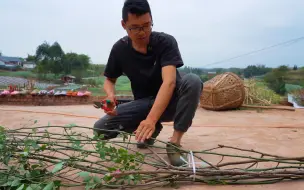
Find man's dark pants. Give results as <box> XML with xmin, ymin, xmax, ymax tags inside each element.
<box><xmin>93</xmin><ymin>73</ymin><xmax>203</xmax><ymax>140</ymax></box>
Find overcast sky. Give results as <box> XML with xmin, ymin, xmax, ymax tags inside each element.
<box><xmin>1</xmin><ymin>0</ymin><xmax>304</xmax><ymax>68</ymax></box>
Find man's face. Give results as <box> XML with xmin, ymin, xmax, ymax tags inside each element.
<box><xmin>122</xmin><ymin>13</ymin><xmax>153</xmax><ymax>46</ymax></box>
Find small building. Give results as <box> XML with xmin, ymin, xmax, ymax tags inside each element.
<box><xmin>23</xmin><ymin>61</ymin><xmax>36</xmax><ymax>69</ymax></box>
<box><xmin>0</xmin><ymin>56</ymin><xmax>23</xmax><ymax>66</ymax></box>
<box><xmin>61</xmin><ymin>75</ymin><xmax>76</xmax><ymax>84</ymax></box>
<box><xmin>207</xmin><ymin>71</ymin><xmax>217</xmax><ymax>79</ymax></box>
<box><xmin>0</xmin><ymin>60</ymin><xmax>5</xmax><ymax>68</ymax></box>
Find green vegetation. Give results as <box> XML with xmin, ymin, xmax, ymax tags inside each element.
<box><xmin>263</xmin><ymin>65</ymin><xmax>304</xmax><ymax>95</ymax></box>
<box><xmin>1</xmin><ymin>125</ymin><xmax>304</xmax><ymax>189</ymax></box>
<box><xmin>243</xmin><ymin>65</ymin><xmax>272</xmax><ymax>78</ymax></box>
<box><xmin>245</xmin><ymin>79</ymin><xmax>283</xmax><ymax>105</ymax></box>
<box><xmin>3</xmin><ymin>40</ymin><xmax>304</xmax><ymax>99</ymax></box>
<box><xmin>0</xmin><ymin>70</ymin><xmax>58</xmax><ymax>82</ymax></box>
<box><xmin>285</xmin><ymin>84</ymin><xmax>303</xmax><ymax>93</ymax></box>
<box><xmin>27</xmin><ymin>41</ymin><xmax>92</xmax><ymax>82</ymax></box>
<box><xmin>0</xmin><ymin>70</ymin><xmax>36</xmax><ymax>78</ymax></box>
<box><xmin>84</xmin><ymin>76</ymin><xmax>131</xmax><ymax>96</ymax></box>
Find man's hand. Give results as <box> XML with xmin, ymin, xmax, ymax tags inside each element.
<box><xmin>103</xmin><ymin>77</ymin><xmax>117</xmax><ymax>116</ymax></box>
<box><xmin>135</xmin><ymin>119</ymin><xmax>156</xmax><ymax>142</ymax></box>
<box><xmin>103</xmin><ymin>95</ymin><xmax>117</xmax><ymax>116</ymax></box>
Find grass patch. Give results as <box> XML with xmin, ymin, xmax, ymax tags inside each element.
<box><xmin>0</xmin><ymin>70</ymin><xmax>36</xmax><ymax>78</ymax></box>
<box><xmin>1</xmin><ymin>71</ymin><xmax>133</xmax><ymax>96</ymax></box>
<box><xmin>116</xmin><ymin>76</ymin><xmax>131</xmax><ymax>91</ymax></box>
<box><xmin>245</xmin><ymin>79</ymin><xmax>283</xmax><ymax>105</ymax></box>
<box><xmin>285</xmin><ymin>84</ymin><xmax>303</xmax><ymax>93</ymax></box>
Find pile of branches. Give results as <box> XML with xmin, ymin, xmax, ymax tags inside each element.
<box><xmin>1</xmin><ymin>125</ymin><xmax>304</xmax><ymax>189</ymax></box>
<box><xmin>244</xmin><ymin>79</ymin><xmax>283</xmax><ymax>106</ymax></box>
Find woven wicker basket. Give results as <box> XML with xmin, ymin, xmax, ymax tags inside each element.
<box><xmin>200</xmin><ymin>72</ymin><xmax>245</xmax><ymax>111</ymax></box>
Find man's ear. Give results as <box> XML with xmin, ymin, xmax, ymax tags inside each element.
<box><xmin>121</xmin><ymin>20</ymin><xmax>126</xmax><ymax>30</ymax></box>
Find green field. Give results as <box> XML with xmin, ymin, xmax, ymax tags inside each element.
<box><xmin>0</xmin><ymin>70</ymin><xmax>58</xmax><ymax>81</ymax></box>
<box><xmin>0</xmin><ymin>70</ymin><xmax>132</xmax><ymax>96</ymax></box>
<box><xmin>0</xmin><ymin>70</ymin><xmax>36</xmax><ymax>78</ymax></box>
<box><xmin>86</xmin><ymin>76</ymin><xmax>131</xmax><ymax>96</ymax></box>
<box><xmin>284</xmin><ymin>70</ymin><xmax>304</xmax><ymax>86</ymax></box>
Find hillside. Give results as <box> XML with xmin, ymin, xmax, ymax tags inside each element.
<box><xmin>285</xmin><ymin>69</ymin><xmax>304</xmax><ymax>86</ymax></box>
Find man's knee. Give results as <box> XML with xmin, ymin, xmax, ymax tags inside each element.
<box><xmin>93</xmin><ymin>115</ymin><xmax>125</xmax><ymax>139</ymax></box>
<box><xmin>93</xmin><ymin>117</ymin><xmax>107</xmax><ymax>136</ymax></box>
<box><xmin>183</xmin><ymin>73</ymin><xmax>203</xmax><ymax>93</ymax></box>
<box><xmin>93</xmin><ymin>116</ymin><xmax>115</xmax><ymax>139</ymax></box>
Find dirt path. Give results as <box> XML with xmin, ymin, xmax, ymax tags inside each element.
<box><xmin>1</xmin><ymin>105</ymin><xmax>304</xmax><ymax>190</ymax></box>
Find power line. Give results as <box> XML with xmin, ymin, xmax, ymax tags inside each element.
<box><xmin>202</xmin><ymin>36</ymin><xmax>304</xmax><ymax>68</ymax></box>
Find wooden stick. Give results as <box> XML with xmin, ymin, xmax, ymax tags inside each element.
<box><xmin>241</xmin><ymin>105</ymin><xmax>295</xmax><ymax>111</ymax></box>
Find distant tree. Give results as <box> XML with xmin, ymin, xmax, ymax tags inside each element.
<box><xmin>293</xmin><ymin>65</ymin><xmax>298</xmax><ymax>70</ymax></box>
<box><xmin>64</xmin><ymin>53</ymin><xmax>91</xmax><ymax>82</ymax></box>
<box><xmin>0</xmin><ymin>51</ymin><xmax>2</xmax><ymax>56</ymax></box>
<box><xmin>243</xmin><ymin>64</ymin><xmax>271</xmax><ymax>78</ymax></box>
<box><xmin>228</xmin><ymin>67</ymin><xmax>243</xmax><ymax>76</ymax></box>
<box><xmin>35</xmin><ymin>41</ymin><xmax>65</xmax><ymax>76</ymax></box>
<box><xmin>200</xmin><ymin>75</ymin><xmax>209</xmax><ymax>82</ymax></box>
<box><xmin>25</xmin><ymin>54</ymin><xmax>36</xmax><ymax>62</ymax></box>
<box><xmin>277</xmin><ymin>65</ymin><xmax>289</xmax><ymax>72</ymax></box>
<box><xmin>215</xmin><ymin>68</ymin><xmax>224</xmax><ymax>74</ymax></box>
<box><xmin>263</xmin><ymin>65</ymin><xmax>289</xmax><ymax>95</ymax></box>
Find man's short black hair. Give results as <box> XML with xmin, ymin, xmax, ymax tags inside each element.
<box><xmin>122</xmin><ymin>0</ymin><xmax>152</xmax><ymax>22</ymax></box>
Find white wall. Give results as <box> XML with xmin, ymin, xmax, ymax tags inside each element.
<box><xmin>23</xmin><ymin>64</ymin><xmax>36</xmax><ymax>69</ymax></box>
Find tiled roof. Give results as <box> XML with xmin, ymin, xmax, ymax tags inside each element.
<box><xmin>0</xmin><ymin>56</ymin><xmax>23</xmax><ymax>62</ymax></box>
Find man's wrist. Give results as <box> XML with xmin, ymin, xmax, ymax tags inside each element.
<box><xmin>107</xmin><ymin>93</ymin><xmax>115</xmax><ymax>98</ymax></box>
<box><xmin>146</xmin><ymin>115</ymin><xmax>158</xmax><ymax>125</ymax></box>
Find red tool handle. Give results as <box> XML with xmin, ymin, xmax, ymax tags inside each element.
<box><xmin>100</xmin><ymin>99</ymin><xmax>117</xmax><ymax>112</ymax></box>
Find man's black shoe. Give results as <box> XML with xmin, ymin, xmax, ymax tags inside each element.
<box><xmin>136</xmin><ymin>138</ymin><xmax>155</xmax><ymax>149</ymax></box>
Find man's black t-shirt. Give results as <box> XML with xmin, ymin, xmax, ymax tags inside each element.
<box><xmin>104</xmin><ymin>31</ymin><xmax>184</xmax><ymax>100</ymax></box>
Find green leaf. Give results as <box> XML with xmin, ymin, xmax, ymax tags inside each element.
<box><xmin>4</xmin><ymin>155</ymin><xmax>10</xmax><ymax>165</ymax></box>
<box><xmin>11</xmin><ymin>179</ymin><xmax>21</xmax><ymax>187</ymax></box>
<box><xmin>79</xmin><ymin>172</ymin><xmax>91</xmax><ymax>182</ymax></box>
<box><xmin>85</xmin><ymin>183</ymin><xmax>96</xmax><ymax>190</ymax></box>
<box><xmin>99</xmin><ymin>150</ymin><xmax>106</xmax><ymax>159</ymax></box>
<box><xmin>53</xmin><ymin>180</ymin><xmax>61</xmax><ymax>188</ymax></box>
<box><xmin>52</xmin><ymin>162</ymin><xmax>64</xmax><ymax>173</ymax></box>
<box><xmin>21</xmin><ymin>152</ymin><xmax>29</xmax><ymax>157</ymax></box>
<box><xmin>16</xmin><ymin>184</ymin><xmax>25</xmax><ymax>190</ymax></box>
<box><xmin>31</xmin><ymin>141</ymin><xmax>40</xmax><ymax>150</ymax></box>
<box><xmin>26</xmin><ymin>186</ymin><xmax>33</xmax><ymax>190</ymax></box>
<box><xmin>32</xmin><ymin>128</ymin><xmax>37</xmax><ymax>134</ymax></box>
<box><xmin>65</xmin><ymin>123</ymin><xmax>76</xmax><ymax>128</ymax></box>
<box><xmin>43</xmin><ymin>182</ymin><xmax>54</xmax><ymax>190</ymax></box>
<box><xmin>103</xmin><ymin>174</ymin><xmax>113</xmax><ymax>182</ymax></box>
<box><xmin>40</xmin><ymin>144</ymin><xmax>47</xmax><ymax>151</ymax></box>
<box><xmin>34</xmin><ymin>120</ymin><xmax>38</xmax><ymax>124</ymax></box>
<box><xmin>92</xmin><ymin>176</ymin><xmax>102</xmax><ymax>184</ymax></box>
<box><xmin>107</xmin><ymin>167</ymin><xmax>117</xmax><ymax>172</ymax></box>
<box><xmin>128</xmin><ymin>175</ymin><xmax>134</xmax><ymax>180</ymax></box>
<box><xmin>30</xmin><ymin>184</ymin><xmax>42</xmax><ymax>190</ymax></box>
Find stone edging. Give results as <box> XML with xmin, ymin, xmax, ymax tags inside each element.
<box><xmin>0</xmin><ymin>95</ymin><xmax>133</xmax><ymax>106</ymax></box>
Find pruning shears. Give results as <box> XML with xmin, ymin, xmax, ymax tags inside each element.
<box><xmin>93</xmin><ymin>99</ymin><xmax>132</xmax><ymax>111</ymax></box>
<box><xmin>93</xmin><ymin>99</ymin><xmax>117</xmax><ymax>112</ymax></box>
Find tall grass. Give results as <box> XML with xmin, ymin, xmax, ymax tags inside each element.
<box><xmin>244</xmin><ymin>79</ymin><xmax>282</xmax><ymax>105</ymax></box>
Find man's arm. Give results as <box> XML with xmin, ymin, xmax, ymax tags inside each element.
<box><xmin>135</xmin><ymin>34</ymin><xmax>183</xmax><ymax>142</ymax></box>
<box><xmin>103</xmin><ymin>77</ymin><xmax>118</xmax><ymax>116</ymax></box>
<box><xmin>135</xmin><ymin>65</ymin><xmax>176</xmax><ymax>142</ymax></box>
<box><xmin>146</xmin><ymin>65</ymin><xmax>176</xmax><ymax>123</ymax></box>
<box><xmin>104</xmin><ymin>77</ymin><xmax>117</xmax><ymax>98</ymax></box>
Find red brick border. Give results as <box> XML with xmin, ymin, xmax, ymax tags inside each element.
<box><xmin>0</xmin><ymin>95</ymin><xmax>133</xmax><ymax>106</ymax></box>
